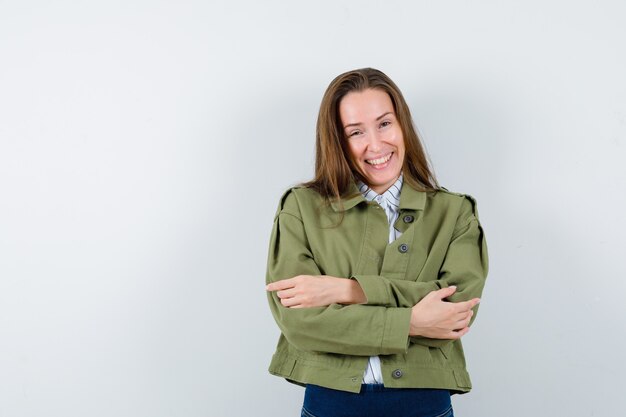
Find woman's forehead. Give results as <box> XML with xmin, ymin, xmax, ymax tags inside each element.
<box><xmin>339</xmin><ymin>89</ymin><xmax>395</xmax><ymax>125</ymax></box>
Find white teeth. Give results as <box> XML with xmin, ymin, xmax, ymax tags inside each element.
<box><xmin>366</xmin><ymin>153</ymin><xmax>392</xmax><ymax>165</ymax></box>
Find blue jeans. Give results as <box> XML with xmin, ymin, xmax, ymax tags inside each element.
<box><xmin>301</xmin><ymin>384</ymin><xmax>453</xmax><ymax>417</ymax></box>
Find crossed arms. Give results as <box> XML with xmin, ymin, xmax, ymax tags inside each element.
<box><xmin>265</xmin><ymin>194</ymin><xmax>488</xmax><ymax>356</ymax></box>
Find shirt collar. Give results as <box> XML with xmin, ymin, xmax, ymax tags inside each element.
<box><xmin>357</xmin><ymin>174</ymin><xmax>403</xmax><ymax>205</ymax></box>
<box><xmin>330</xmin><ymin>174</ymin><xmax>426</xmax><ymax>212</ymax></box>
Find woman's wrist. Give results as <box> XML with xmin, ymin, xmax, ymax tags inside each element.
<box><xmin>344</xmin><ymin>279</ymin><xmax>367</xmax><ymax>304</ymax></box>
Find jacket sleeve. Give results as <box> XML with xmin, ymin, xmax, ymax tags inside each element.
<box><xmin>350</xmin><ymin>196</ymin><xmax>489</xmax><ymax>348</ymax></box>
<box><xmin>266</xmin><ymin>190</ymin><xmax>412</xmax><ymax>356</ymax></box>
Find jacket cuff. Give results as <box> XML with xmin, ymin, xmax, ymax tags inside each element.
<box><xmin>380</xmin><ymin>307</ymin><xmax>412</xmax><ymax>354</ymax></box>
<box><xmin>350</xmin><ymin>274</ymin><xmax>390</xmax><ymax>306</ymax></box>
<box><xmin>409</xmin><ymin>336</ymin><xmax>452</xmax><ymax>348</ymax></box>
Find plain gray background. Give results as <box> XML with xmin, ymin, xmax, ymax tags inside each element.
<box><xmin>1</xmin><ymin>1</ymin><xmax>625</xmax><ymax>416</ymax></box>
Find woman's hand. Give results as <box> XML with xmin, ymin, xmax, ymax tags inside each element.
<box><xmin>409</xmin><ymin>286</ymin><xmax>480</xmax><ymax>339</ymax></box>
<box><xmin>266</xmin><ymin>275</ymin><xmax>367</xmax><ymax>308</ymax></box>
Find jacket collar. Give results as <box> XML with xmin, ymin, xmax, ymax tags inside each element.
<box><xmin>330</xmin><ymin>178</ymin><xmax>426</xmax><ymax>212</ymax></box>
<box><xmin>399</xmin><ymin>180</ymin><xmax>427</xmax><ymax>211</ymax></box>
<box><xmin>329</xmin><ymin>181</ymin><xmax>364</xmax><ymax>212</ymax></box>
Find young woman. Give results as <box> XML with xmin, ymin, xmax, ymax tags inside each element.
<box><xmin>265</xmin><ymin>68</ymin><xmax>488</xmax><ymax>417</ymax></box>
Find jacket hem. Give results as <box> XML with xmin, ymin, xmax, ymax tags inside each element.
<box><xmin>268</xmin><ymin>351</ymin><xmax>473</xmax><ymax>394</ymax></box>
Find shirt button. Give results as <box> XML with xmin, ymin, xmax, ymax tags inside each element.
<box><xmin>392</xmin><ymin>369</ymin><xmax>403</xmax><ymax>379</ymax></box>
<box><xmin>403</xmin><ymin>215</ymin><xmax>414</xmax><ymax>223</ymax></box>
<box><xmin>398</xmin><ymin>243</ymin><xmax>409</xmax><ymax>253</ymax></box>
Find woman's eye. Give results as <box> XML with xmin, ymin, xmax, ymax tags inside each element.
<box><xmin>349</xmin><ymin>130</ymin><xmax>362</xmax><ymax>137</ymax></box>
<box><xmin>380</xmin><ymin>121</ymin><xmax>391</xmax><ymax>128</ymax></box>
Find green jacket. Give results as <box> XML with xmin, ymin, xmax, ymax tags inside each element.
<box><xmin>265</xmin><ymin>180</ymin><xmax>488</xmax><ymax>393</ymax></box>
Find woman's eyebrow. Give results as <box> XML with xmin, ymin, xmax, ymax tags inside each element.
<box><xmin>376</xmin><ymin>111</ymin><xmax>393</xmax><ymax>121</ymax></box>
<box><xmin>343</xmin><ymin>121</ymin><xmax>362</xmax><ymax>129</ymax></box>
<box><xmin>343</xmin><ymin>112</ymin><xmax>394</xmax><ymax>129</ymax></box>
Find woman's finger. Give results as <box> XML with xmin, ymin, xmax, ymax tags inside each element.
<box><xmin>452</xmin><ymin>327</ymin><xmax>470</xmax><ymax>338</ymax></box>
<box><xmin>280</xmin><ymin>296</ymin><xmax>300</xmax><ymax>308</ymax></box>
<box><xmin>451</xmin><ymin>298</ymin><xmax>480</xmax><ymax>313</ymax></box>
<box><xmin>276</xmin><ymin>289</ymin><xmax>297</xmax><ymax>299</ymax></box>
<box><xmin>266</xmin><ymin>277</ymin><xmax>297</xmax><ymax>292</ymax></box>
<box><xmin>452</xmin><ymin>309</ymin><xmax>473</xmax><ymax>321</ymax></box>
<box><xmin>451</xmin><ymin>311</ymin><xmax>473</xmax><ymax>330</ymax></box>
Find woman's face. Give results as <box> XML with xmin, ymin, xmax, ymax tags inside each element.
<box><xmin>339</xmin><ymin>88</ymin><xmax>405</xmax><ymax>194</ymax></box>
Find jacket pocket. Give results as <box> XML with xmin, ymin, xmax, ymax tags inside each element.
<box><xmin>438</xmin><ymin>343</ymin><xmax>453</xmax><ymax>360</ymax></box>
<box><xmin>269</xmin><ymin>354</ymin><xmax>297</xmax><ymax>378</ymax></box>
<box><xmin>453</xmin><ymin>370</ymin><xmax>472</xmax><ymax>389</ymax></box>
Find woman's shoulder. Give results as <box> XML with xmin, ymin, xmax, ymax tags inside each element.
<box><xmin>428</xmin><ymin>186</ymin><xmax>482</xmax><ymax>222</ymax></box>
<box><xmin>433</xmin><ymin>186</ymin><xmax>478</xmax><ymax>203</ymax></box>
<box><xmin>273</xmin><ymin>185</ymin><xmax>324</xmax><ymax>219</ymax></box>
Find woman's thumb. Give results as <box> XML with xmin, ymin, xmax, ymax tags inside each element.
<box><xmin>436</xmin><ymin>285</ymin><xmax>457</xmax><ymax>299</ymax></box>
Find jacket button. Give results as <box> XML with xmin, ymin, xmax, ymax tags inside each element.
<box><xmin>392</xmin><ymin>369</ymin><xmax>403</xmax><ymax>379</ymax></box>
<box><xmin>398</xmin><ymin>243</ymin><xmax>409</xmax><ymax>253</ymax></box>
<box><xmin>403</xmin><ymin>215</ymin><xmax>414</xmax><ymax>223</ymax></box>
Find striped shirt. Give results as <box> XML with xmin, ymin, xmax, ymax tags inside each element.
<box><xmin>357</xmin><ymin>174</ymin><xmax>404</xmax><ymax>384</ymax></box>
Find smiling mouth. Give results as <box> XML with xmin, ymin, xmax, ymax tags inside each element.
<box><xmin>365</xmin><ymin>152</ymin><xmax>393</xmax><ymax>166</ymax></box>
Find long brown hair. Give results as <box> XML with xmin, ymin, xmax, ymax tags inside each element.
<box><xmin>302</xmin><ymin>68</ymin><xmax>439</xmax><ymax>202</ymax></box>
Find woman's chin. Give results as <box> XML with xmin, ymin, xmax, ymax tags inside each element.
<box><xmin>363</xmin><ymin>166</ymin><xmax>401</xmax><ymax>190</ymax></box>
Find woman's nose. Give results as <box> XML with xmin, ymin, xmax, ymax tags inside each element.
<box><xmin>366</xmin><ymin>130</ymin><xmax>383</xmax><ymax>151</ymax></box>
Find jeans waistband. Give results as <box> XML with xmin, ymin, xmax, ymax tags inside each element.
<box><xmin>360</xmin><ymin>384</ymin><xmax>388</xmax><ymax>392</ymax></box>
